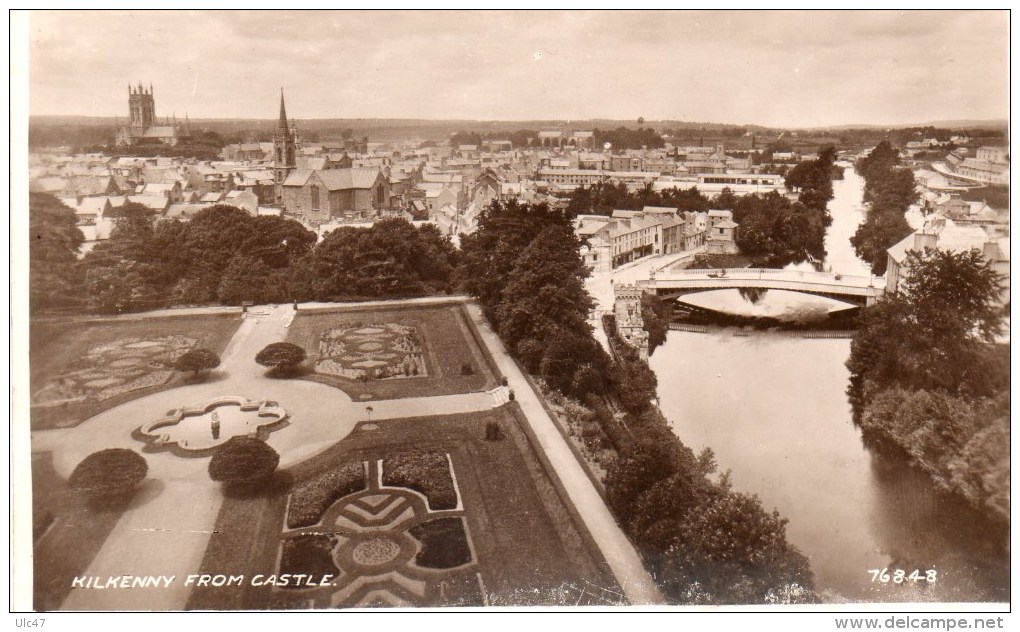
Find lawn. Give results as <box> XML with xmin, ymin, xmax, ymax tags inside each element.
<box><xmin>31</xmin><ymin>452</ymin><xmax>132</xmax><ymax>611</ymax></box>
<box><xmin>29</xmin><ymin>312</ymin><xmax>243</xmax><ymax>430</ymax></box>
<box><xmin>187</xmin><ymin>407</ymin><xmax>623</xmax><ymax>609</ymax></box>
<box><xmin>286</xmin><ymin>304</ymin><xmax>498</xmax><ymax>400</ymax></box>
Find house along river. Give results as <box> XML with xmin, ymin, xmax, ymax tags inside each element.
<box><xmin>649</xmin><ymin>167</ymin><xmax>1009</xmax><ymax>602</ymax></box>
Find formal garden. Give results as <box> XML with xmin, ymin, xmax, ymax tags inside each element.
<box><xmin>273</xmin><ymin>449</ymin><xmax>481</xmax><ymax>607</ymax></box>
<box><xmin>286</xmin><ymin>304</ymin><xmax>497</xmax><ymax>400</ymax></box>
<box><xmin>29</xmin><ymin>313</ymin><xmax>242</xmax><ymax>429</ymax></box>
<box><xmin>187</xmin><ymin>409</ymin><xmax>624</xmax><ymax>609</ymax></box>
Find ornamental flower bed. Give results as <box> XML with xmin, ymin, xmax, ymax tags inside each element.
<box><xmin>278</xmin><ymin>534</ymin><xmax>341</xmax><ymax>584</ymax></box>
<box><xmin>315</xmin><ymin>323</ymin><xmax>428</xmax><ymax>381</ymax></box>
<box><xmin>33</xmin><ymin>335</ymin><xmax>197</xmax><ymax>405</ymax></box>
<box><xmin>381</xmin><ymin>450</ymin><xmax>457</xmax><ymax>510</ymax></box>
<box><xmin>287</xmin><ymin>461</ymin><xmax>367</xmax><ymax>529</ymax></box>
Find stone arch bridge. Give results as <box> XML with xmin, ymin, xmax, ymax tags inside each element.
<box><xmin>636</xmin><ymin>268</ymin><xmax>886</xmax><ymax>307</ymax></box>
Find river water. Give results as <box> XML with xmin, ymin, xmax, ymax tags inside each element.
<box><xmin>649</xmin><ymin>167</ymin><xmax>1009</xmax><ymax>602</ymax></box>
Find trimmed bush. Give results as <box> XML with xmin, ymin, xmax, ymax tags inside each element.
<box><xmin>255</xmin><ymin>342</ymin><xmax>306</xmax><ymax>375</ymax></box>
<box><xmin>173</xmin><ymin>348</ymin><xmax>221</xmax><ymax>379</ymax></box>
<box><xmin>68</xmin><ymin>448</ymin><xmax>148</xmax><ymax>498</ymax></box>
<box><xmin>484</xmin><ymin>420</ymin><xmax>504</xmax><ymax>441</ymax></box>
<box><xmin>382</xmin><ymin>449</ymin><xmax>457</xmax><ymax>510</ymax></box>
<box><xmin>208</xmin><ymin>437</ymin><xmax>280</xmax><ymax>486</ymax></box>
<box><xmin>287</xmin><ymin>462</ymin><xmax>367</xmax><ymax>528</ymax></box>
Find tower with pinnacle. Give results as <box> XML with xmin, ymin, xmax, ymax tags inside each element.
<box><xmin>273</xmin><ymin>89</ymin><xmax>299</xmax><ymax>202</ymax></box>
<box><xmin>116</xmin><ymin>82</ymin><xmax>179</xmax><ymax>146</ymax></box>
<box><xmin>129</xmin><ymin>82</ymin><xmax>156</xmax><ymax>130</ymax></box>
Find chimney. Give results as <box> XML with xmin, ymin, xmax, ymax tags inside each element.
<box><xmin>982</xmin><ymin>241</ymin><xmax>1000</xmax><ymax>262</ymax></box>
<box><xmin>913</xmin><ymin>230</ymin><xmax>938</xmax><ymax>251</ymax></box>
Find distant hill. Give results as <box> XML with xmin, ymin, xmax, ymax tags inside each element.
<box><xmin>807</xmin><ymin>119</ymin><xmax>1008</xmax><ymax>132</ymax></box>
<box><xmin>26</xmin><ymin>116</ymin><xmax>1007</xmax><ymax>147</ymax></box>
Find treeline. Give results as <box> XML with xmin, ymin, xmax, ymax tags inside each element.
<box><xmin>848</xmin><ymin>248</ymin><xmax>1010</xmax><ymax>527</ymax></box>
<box><xmin>459</xmin><ymin>199</ymin><xmax>814</xmax><ymax>604</ymax></box>
<box><xmin>449</xmin><ymin>130</ymin><xmax>540</xmax><ymax>149</ymax></box>
<box><xmin>566</xmin><ymin>181</ymin><xmax>712</xmax><ymax>216</ymax></box>
<box><xmin>566</xmin><ymin>146</ymin><xmax>838</xmax><ymax>268</ymax></box>
<box><xmin>850</xmin><ymin>141</ymin><xmax>916</xmax><ymax>275</ymax></box>
<box><xmin>29</xmin><ymin>196</ymin><xmax>458</xmax><ymax>314</ymax></box>
<box><xmin>78</xmin><ymin>131</ymin><xmax>231</xmax><ymax>161</ymax></box>
<box><xmin>593</xmin><ymin>127</ymin><xmax>665</xmax><ymax>150</ymax></box>
<box><xmin>729</xmin><ymin>146</ymin><xmax>835</xmax><ymax>267</ymax></box>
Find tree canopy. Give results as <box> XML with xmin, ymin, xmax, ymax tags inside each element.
<box><xmin>847</xmin><ymin>246</ymin><xmax>1009</xmax><ymax>526</ymax></box>
<box><xmin>208</xmin><ymin>437</ymin><xmax>280</xmax><ymax>485</ymax></box>
<box><xmin>255</xmin><ymin>342</ymin><xmax>307</xmax><ymax>373</ymax></box>
<box><xmin>173</xmin><ymin>348</ymin><xmax>221</xmax><ymax>378</ymax></box>
<box><xmin>72</xmin><ymin>206</ymin><xmax>456</xmax><ymax>314</ymax></box>
<box><xmin>69</xmin><ymin>448</ymin><xmax>148</xmax><ymax>497</ymax></box>
<box><xmin>29</xmin><ymin>193</ymin><xmax>85</xmax><ymax>312</ymax></box>
<box><xmin>850</xmin><ymin>142</ymin><xmax>916</xmax><ymax>275</ymax></box>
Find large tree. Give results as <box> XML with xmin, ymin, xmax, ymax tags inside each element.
<box><xmin>301</xmin><ymin>218</ymin><xmax>456</xmax><ymax>300</ymax></box>
<box><xmin>29</xmin><ymin>193</ymin><xmax>85</xmax><ymax>311</ymax></box>
<box><xmin>458</xmin><ymin>199</ymin><xmax>574</xmax><ymax>316</ymax></box>
<box><xmin>848</xmin><ymin>247</ymin><xmax>1005</xmax><ymax>409</ymax></box>
<box><xmin>846</xmin><ymin>247</ymin><xmax>1008</xmax><ymax>525</ymax></box>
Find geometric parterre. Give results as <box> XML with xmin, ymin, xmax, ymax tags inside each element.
<box><xmin>278</xmin><ymin>456</ymin><xmax>485</xmax><ymax>607</ymax></box>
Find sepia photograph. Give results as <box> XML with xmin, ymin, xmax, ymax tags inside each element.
<box><xmin>10</xmin><ymin>8</ymin><xmax>1012</xmax><ymax>623</ymax></box>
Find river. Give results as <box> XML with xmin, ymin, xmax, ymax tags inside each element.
<box><xmin>649</xmin><ymin>166</ymin><xmax>1009</xmax><ymax>602</ymax></box>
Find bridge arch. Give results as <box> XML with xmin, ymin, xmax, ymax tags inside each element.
<box><xmin>638</xmin><ymin>268</ymin><xmax>885</xmax><ymax>308</ymax></box>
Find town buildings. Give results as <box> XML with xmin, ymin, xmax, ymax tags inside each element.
<box><xmin>933</xmin><ymin>145</ymin><xmax>1010</xmax><ymax>185</ymax></box>
<box><xmin>574</xmin><ymin>207</ymin><xmax>736</xmax><ymax>272</ymax></box>
<box><xmin>885</xmin><ymin>216</ymin><xmax>1010</xmax><ymax>305</ymax></box>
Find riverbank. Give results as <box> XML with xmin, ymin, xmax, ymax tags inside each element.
<box><xmin>650</xmin><ymin>330</ymin><xmax>1009</xmax><ymax>603</ymax></box>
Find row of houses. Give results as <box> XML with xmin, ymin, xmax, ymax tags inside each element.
<box><xmin>575</xmin><ymin>207</ymin><xmax>738</xmax><ymax>272</ymax></box>
<box><xmin>885</xmin><ymin>216</ymin><xmax>1009</xmax><ymax>306</ymax></box>
<box><xmin>932</xmin><ymin>146</ymin><xmax>1009</xmax><ymax>186</ymax></box>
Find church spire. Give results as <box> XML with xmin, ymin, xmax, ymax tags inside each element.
<box><xmin>278</xmin><ymin>88</ymin><xmax>288</xmax><ymax>131</ymax></box>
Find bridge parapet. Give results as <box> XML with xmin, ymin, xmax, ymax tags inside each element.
<box><xmin>637</xmin><ymin>269</ymin><xmax>885</xmax><ymax>307</ymax></box>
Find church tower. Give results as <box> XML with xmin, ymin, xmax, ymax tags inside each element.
<box><xmin>128</xmin><ymin>82</ymin><xmax>156</xmax><ymax>130</ymax></box>
<box><xmin>273</xmin><ymin>89</ymin><xmax>298</xmax><ymax>203</ymax></box>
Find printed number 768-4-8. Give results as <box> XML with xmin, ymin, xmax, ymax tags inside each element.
<box><xmin>868</xmin><ymin>569</ymin><xmax>937</xmax><ymax>583</ymax></box>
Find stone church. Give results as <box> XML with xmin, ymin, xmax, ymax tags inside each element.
<box><xmin>115</xmin><ymin>83</ymin><xmax>181</xmax><ymax>147</ymax></box>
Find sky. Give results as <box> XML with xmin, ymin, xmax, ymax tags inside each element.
<box><xmin>25</xmin><ymin>9</ymin><xmax>1010</xmax><ymax>128</ymax></box>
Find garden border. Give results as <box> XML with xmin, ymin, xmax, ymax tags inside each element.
<box><xmin>503</xmin><ymin>402</ymin><xmax>620</xmax><ymax>596</ymax></box>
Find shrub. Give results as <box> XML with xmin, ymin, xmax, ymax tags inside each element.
<box><xmin>255</xmin><ymin>342</ymin><xmax>306</xmax><ymax>375</ymax></box>
<box><xmin>382</xmin><ymin>449</ymin><xmax>457</xmax><ymax>509</ymax></box>
<box><xmin>208</xmin><ymin>437</ymin><xmax>280</xmax><ymax>486</ymax></box>
<box><xmin>287</xmin><ymin>462</ymin><xmax>367</xmax><ymax>528</ymax></box>
<box><xmin>173</xmin><ymin>348</ymin><xmax>220</xmax><ymax>379</ymax></box>
<box><xmin>484</xmin><ymin>420</ymin><xmax>504</xmax><ymax>441</ymax></box>
<box><xmin>68</xmin><ymin>448</ymin><xmax>148</xmax><ymax>498</ymax></box>
<box><xmin>409</xmin><ymin>517</ymin><xmax>472</xmax><ymax>568</ymax></box>
<box><xmin>278</xmin><ymin>534</ymin><xmax>340</xmax><ymax>582</ymax></box>
<box><xmin>460</xmin><ymin>362</ymin><xmax>474</xmax><ymax>376</ymax></box>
